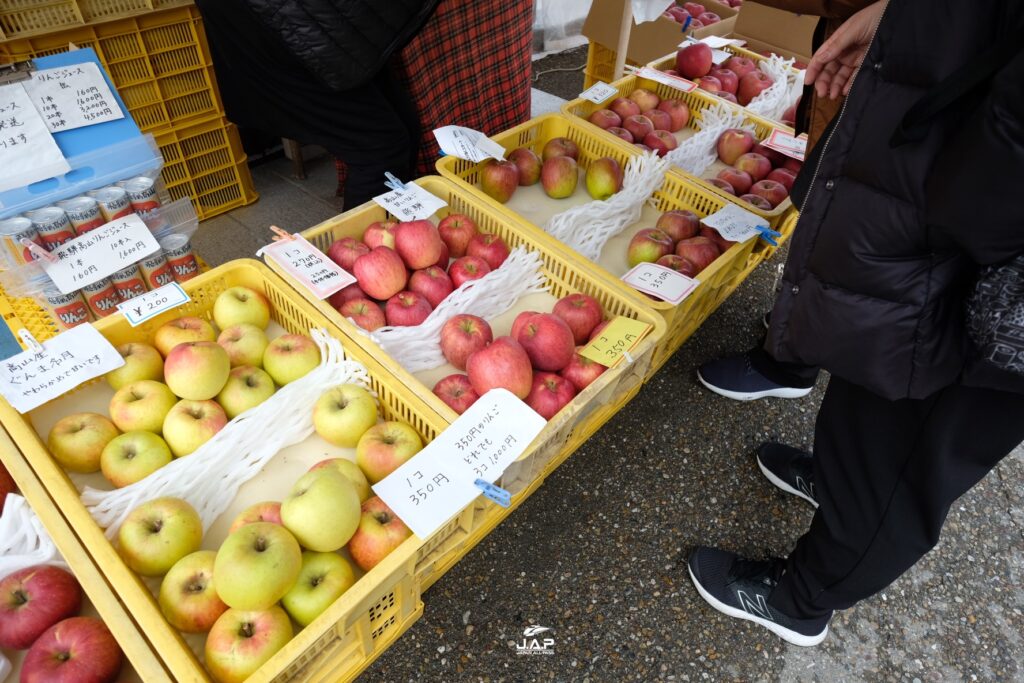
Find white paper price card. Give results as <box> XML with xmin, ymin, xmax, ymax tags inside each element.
<box><xmin>373</xmin><ymin>388</ymin><xmax>546</xmax><ymax>538</ymax></box>
<box><xmin>22</xmin><ymin>63</ymin><xmax>125</xmax><ymax>133</ymax></box>
<box><xmin>700</xmin><ymin>36</ymin><xmax>746</xmax><ymax>49</ymax></box>
<box><xmin>711</xmin><ymin>49</ymin><xmax>732</xmax><ymax>65</ymax></box>
<box><xmin>579</xmin><ymin>81</ymin><xmax>619</xmax><ymax>104</ymax></box>
<box><xmin>260</xmin><ymin>234</ymin><xmax>356</xmax><ymax>300</ymax></box>
<box><xmin>701</xmin><ymin>203</ymin><xmax>769</xmax><ymax>243</ymax></box>
<box><xmin>0</xmin><ymin>83</ymin><xmax>71</xmax><ymax>193</ymax></box>
<box><xmin>42</xmin><ymin>214</ymin><xmax>160</xmax><ymax>294</ymax></box>
<box><xmin>637</xmin><ymin>67</ymin><xmax>697</xmax><ymax>92</ymax></box>
<box><xmin>117</xmin><ymin>282</ymin><xmax>189</xmax><ymax>326</ymax></box>
<box><xmin>0</xmin><ymin>324</ymin><xmax>124</xmax><ymax>413</ymax></box>
<box><xmin>373</xmin><ymin>183</ymin><xmax>447</xmax><ymax>221</ymax></box>
<box><xmin>763</xmin><ymin>128</ymin><xmax>807</xmax><ymax>161</ymax></box>
<box><xmin>432</xmin><ymin>125</ymin><xmax>506</xmax><ymax>163</ymax></box>
<box><xmin>621</xmin><ymin>263</ymin><xmax>699</xmax><ymax>305</ymax></box>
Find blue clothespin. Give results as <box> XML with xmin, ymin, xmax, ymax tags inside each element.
<box><xmin>756</xmin><ymin>224</ymin><xmax>782</xmax><ymax>246</ymax></box>
<box><xmin>475</xmin><ymin>479</ymin><xmax>511</xmax><ymax>508</ymax></box>
<box><xmin>682</xmin><ymin>16</ymin><xmax>692</xmax><ymax>31</ymax></box>
<box><xmin>384</xmin><ymin>172</ymin><xmax>408</xmax><ymax>192</ymax></box>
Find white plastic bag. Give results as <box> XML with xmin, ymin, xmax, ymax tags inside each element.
<box><xmin>0</xmin><ymin>494</ymin><xmax>67</xmax><ymax>580</ymax></box>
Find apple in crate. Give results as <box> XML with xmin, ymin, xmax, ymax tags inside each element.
<box><xmin>433</xmin><ymin>373</ymin><xmax>480</xmax><ymax>414</ymax></box>
<box><xmin>217</xmin><ymin>324</ymin><xmax>269</xmax><ymax>369</ymax></box>
<box><xmin>588</xmin><ymin>319</ymin><xmax>609</xmax><ymax>341</ymax></box>
<box><xmin>0</xmin><ymin>565</ymin><xmax>81</xmax><ymax>649</ymax></box>
<box><xmin>214</xmin><ymin>522</ymin><xmax>301</xmax><ymax>610</ymax></box>
<box><xmin>0</xmin><ymin>461</ymin><xmax>13</xmax><ymax>512</ymax></box>
<box><xmin>724</xmin><ymin>56</ymin><xmax>757</xmax><ymax>80</ymax></box>
<box><xmin>449</xmin><ymin>255</ymin><xmax>491</xmax><ymax>288</ymax></box>
<box><xmin>466</xmin><ymin>336</ymin><xmax>533</xmax><ymax>399</ymax></box>
<box><xmin>623</xmin><ymin>114</ymin><xmax>654</xmax><ymax>142</ymax></box>
<box><xmin>441</xmin><ymin>314</ymin><xmax>493</xmax><ymax>370</ymax></box>
<box><xmin>699</xmin><ymin>224</ymin><xmax>738</xmax><ymax>253</ymax></box>
<box><xmin>782</xmin><ymin>157</ymin><xmax>803</xmax><ymax>174</ymax></box>
<box><xmin>107</xmin><ymin>342</ymin><xmax>163</xmax><ymax>390</ymax></box>
<box><xmin>340</xmin><ymin>298</ymin><xmax>386</xmax><ymax>331</ymax></box>
<box><xmin>750</xmin><ymin>179</ymin><xmax>789</xmax><ymax>208</ymax></box>
<box><xmin>100</xmin><ymin>431</ymin><xmax>172</xmax><ymax>487</ymax></box>
<box><xmin>363</xmin><ymin>220</ymin><xmax>398</xmax><ymax>249</ymax></box>
<box><xmin>657</xmin><ymin>99</ymin><xmax>689</xmax><ymax>132</ymax></box>
<box><xmin>282</xmin><ymin>551</ymin><xmax>356</xmax><ymax>627</ymax></box>
<box><xmin>263</xmin><ymin>334</ymin><xmax>321</xmax><ymax>385</ymax></box>
<box><xmin>282</xmin><ymin>468</ymin><xmax>361</xmax><ymax>552</ymax></box>
<box><xmin>118</xmin><ymin>496</ymin><xmax>203</xmax><ymax>577</ymax></box>
<box><xmin>740</xmin><ymin>193</ymin><xmax>773</xmax><ymax>210</ymax></box>
<box><xmin>526</xmin><ymin>372</ymin><xmax>577</xmax><ymax>420</ymax></box>
<box><xmin>313</xmin><ymin>384</ymin><xmax>378</xmax><ymax>448</ymax></box>
<box><xmin>676</xmin><ymin>42</ymin><xmax>713</xmax><ymax>80</ymax></box>
<box><xmin>328</xmin><ymin>282</ymin><xmax>368</xmax><ymax>310</ymax></box>
<box><xmin>213</xmin><ymin>286</ymin><xmax>270</xmax><ymax>330</ymax></box>
<box><xmin>217</xmin><ymin>366</ymin><xmax>276</xmax><ymax>419</ymax></box>
<box><xmin>511</xmin><ymin>310</ymin><xmax>540</xmax><ymax>340</ymax></box>
<box><xmin>385</xmin><ymin>291</ymin><xmax>433</xmax><ymax>326</ymax></box>
<box><xmin>467</xmin><ymin>233</ymin><xmax>510</xmax><ymax>270</ymax></box>
<box><xmin>609</xmin><ymin>97</ymin><xmax>641</xmax><ymax>120</ymax></box>
<box><xmin>658</xmin><ymin>254</ymin><xmax>699</xmax><ymax>276</ymax></box>
<box><xmin>751</xmin><ymin>142</ymin><xmax>787</xmax><ymax>168</ymax></box>
<box><xmin>46</xmin><ymin>413</ymin><xmax>119</xmax><ymax>474</ymax></box>
<box><xmin>20</xmin><ymin>617</ymin><xmax>122</xmax><ymax>683</ymax></box>
<box><xmin>394</xmin><ymin>220</ymin><xmax>444</xmax><ymax>270</ymax></box>
<box><xmin>158</xmin><ymin>550</ymin><xmax>227</xmax><ymax>633</ymax></box>
<box><xmin>163</xmin><ymin>399</ymin><xmax>228</xmax><ymax>457</ymax></box>
<box><xmin>675</xmin><ymin>236</ymin><xmax>721</xmax><ymax>272</ymax></box>
<box><xmin>327</xmin><ymin>236</ymin><xmax>369</xmax><ymax>271</ymax></box>
<box><xmin>645</xmin><ymin>108</ymin><xmax>672</xmax><ymax>132</ymax></box>
<box><xmin>716</xmin><ymin>129</ymin><xmax>755</xmax><ymax>165</ymax></box>
<box><xmin>644</xmin><ymin>130</ymin><xmax>679</xmax><ymax>157</ymax></box>
<box><xmin>716</xmin><ymin>90</ymin><xmax>738</xmax><ymax>104</ymax></box>
<box><xmin>553</xmin><ymin>293</ymin><xmax>603</xmax><ymax>344</ymax></box>
<box><xmin>164</xmin><ymin>341</ymin><xmax>230</xmax><ymax>401</ymax></box>
<box><xmin>109</xmin><ymin>379</ymin><xmax>176</xmax><ymax>433</ymax></box>
<box><xmin>656</xmin><ymin>210</ymin><xmax>700</xmax><ymax>242</ymax></box>
<box><xmin>205</xmin><ymin>606</ymin><xmax>292</xmax><ymax>683</ymax></box>
<box><xmin>409</xmin><ymin>266</ymin><xmax>454</xmax><ymax>308</ymax></box>
<box><xmin>540</xmin><ymin>156</ymin><xmax>579</xmax><ymax>199</ymax></box>
<box><xmin>353</xmin><ymin>246</ymin><xmax>408</xmax><ymax>300</ymax></box>
<box><xmin>479</xmin><ymin>158</ymin><xmax>519</xmax><ymax>203</ymax></box>
<box><xmin>153</xmin><ymin>316</ymin><xmax>216</xmax><ymax>357</ymax></box>
<box><xmin>560</xmin><ymin>350</ymin><xmax>607</xmax><ymax>392</ymax></box>
<box><xmin>738</xmin><ymin>70</ymin><xmax>775</xmax><ymax>106</ymax></box>
<box><xmin>585</xmin><ymin>157</ymin><xmax>623</xmax><ymax>200</ymax></box>
<box><xmin>708</xmin><ymin>177</ymin><xmax>736</xmax><ymax>194</ymax></box>
<box><xmin>627</xmin><ymin>88</ymin><xmax>660</xmax><ymax>112</ymax></box>
<box><xmin>735</xmin><ymin>152</ymin><xmax>772</xmax><ymax>181</ymax></box>
<box><xmin>607</xmin><ymin>126</ymin><xmax>633</xmax><ymax>143</ymax></box>
<box><xmin>697</xmin><ymin>75</ymin><xmax>721</xmax><ymax>93</ymax></box>
<box><xmin>515</xmin><ymin>313</ymin><xmax>576</xmax><ymax>372</ymax></box>
<box><xmin>683</xmin><ymin>2</ymin><xmax>704</xmax><ymax>16</ymax></box>
<box><xmin>229</xmin><ymin>502</ymin><xmax>284</xmax><ymax>533</ymax></box>
<box><xmin>628</xmin><ymin>228</ymin><xmax>674</xmax><ymax>267</ymax></box>
<box><xmin>718</xmin><ymin>168</ymin><xmax>753</xmax><ymax>195</ymax></box>
<box><xmin>349</xmin><ymin>497</ymin><xmax>413</xmax><ymax>571</ymax></box>
<box><xmin>308</xmin><ymin>459</ymin><xmax>372</xmax><ymax>502</ymax></box>
<box><xmin>767</xmin><ymin>167</ymin><xmax>797</xmax><ymax>191</ymax></box>
<box><xmin>709</xmin><ymin>67</ymin><xmax>738</xmax><ymax>95</ymax></box>
<box><xmin>508</xmin><ymin>148</ymin><xmax>542</xmax><ymax>186</ymax></box>
<box><xmin>587</xmin><ymin>109</ymin><xmax>621</xmax><ymax>130</ymax></box>
<box><xmin>541</xmin><ymin>137</ymin><xmax>579</xmax><ymax>161</ymax></box>
<box><xmin>437</xmin><ymin>213</ymin><xmax>478</xmax><ymax>257</ymax></box>
<box><xmin>356</xmin><ymin>422</ymin><xmax>424</xmax><ymax>484</ymax></box>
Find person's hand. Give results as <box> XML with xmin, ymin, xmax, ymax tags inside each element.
<box><xmin>804</xmin><ymin>1</ymin><xmax>886</xmax><ymax>99</ymax></box>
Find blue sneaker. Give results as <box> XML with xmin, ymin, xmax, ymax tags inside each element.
<box><xmin>697</xmin><ymin>353</ymin><xmax>812</xmax><ymax>401</ymax></box>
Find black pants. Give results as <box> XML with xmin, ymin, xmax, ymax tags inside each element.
<box><xmin>750</xmin><ymin>343</ymin><xmax>819</xmax><ymax>389</ymax></box>
<box><xmin>769</xmin><ymin>376</ymin><xmax>1024</xmax><ymax>619</ymax></box>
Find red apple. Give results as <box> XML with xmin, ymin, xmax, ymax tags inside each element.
<box><xmin>716</xmin><ymin>128</ymin><xmax>756</xmax><ymax>165</ymax></box>
<box><xmin>707</xmin><ymin>177</ymin><xmax>736</xmax><ymax>194</ymax></box>
<box><xmin>723</xmin><ymin>56</ymin><xmax>757</xmax><ymax>80</ymax></box>
<box><xmin>675</xmin><ymin>42</ymin><xmax>713</xmax><ymax>80</ymax></box>
<box><xmin>750</xmin><ymin>179</ymin><xmax>789</xmax><ymax>208</ymax></box>
<box><xmin>740</xmin><ymin>193</ymin><xmax>774</xmax><ymax>210</ymax></box>
<box><xmin>511</xmin><ymin>310</ymin><xmax>540</xmax><ymax>340</ymax></box>
<box><xmin>623</xmin><ymin>114</ymin><xmax>655</xmax><ymax>143</ymax></box>
<box><xmin>409</xmin><ymin>266</ymin><xmax>454</xmax><ymax>308</ymax></box>
<box><xmin>675</xmin><ymin>236</ymin><xmax>721</xmax><ymax>272</ymax></box>
<box><xmin>20</xmin><ymin>617</ymin><xmax>121</xmax><ymax>683</ymax></box>
<box><xmin>609</xmin><ymin>97</ymin><xmax>641</xmax><ymax>120</ymax></box>
<box><xmin>449</xmin><ymin>256</ymin><xmax>492</xmax><ymax>288</ymax></box>
<box><xmin>340</xmin><ymin>298</ymin><xmax>386</xmax><ymax>331</ymax></box>
<box><xmin>657</xmin><ymin>254</ymin><xmax>699</xmax><ymax>276</ymax></box>
<box><xmin>667</xmin><ymin>6</ymin><xmax>690</xmax><ymax>22</ymax></box>
<box><xmin>560</xmin><ymin>349</ymin><xmax>607</xmax><ymax>392</ymax></box>
<box><xmin>385</xmin><ymin>291</ymin><xmax>433</xmax><ymax>327</ymax></box>
<box><xmin>716</xmin><ymin>91</ymin><xmax>738</xmax><ymax>104</ymax></box>
<box><xmin>717</xmin><ymin>167</ymin><xmax>753</xmax><ymax>194</ymax></box>
<box><xmin>348</xmin><ymin>497</ymin><xmax>413</xmax><ymax>571</ymax></box>
<box><xmin>766</xmin><ymin>167</ymin><xmax>797</xmax><ymax>192</ymax></box>
<box><xmin>627</xmin><ymin>88</ymin><xmax>660</xmax><ymax>113</ymax></box>
<box><xmin>683</xmin><ymin>2</ymin><xmax>705</xmax><ymax>18</ymax></box>
<box><xmin>588</xmin><ymin>319</ymin><xmax>610</xmax><ymax>341</ymax></box>
<box><xmin>440</xmin><ymin>314</ymin><xmax>493</xmax><ymax>370</ymax></box>
<box><xmin>466</xmin><ymin>336</ymin><xmax>533</xmax><ymax>399</ymax></box>
<box><xmin>646</xmin><ymin>108</ymin><xmax>673</xmax><ymax>132</ymax></box>
<box><xmin>607</xmin><ymin>126</ymin><xmax>634</xmax><ymax>143</ymax></box>
<box><xmin>353</xmin><ymin>246</ymin><xmax>407</xmax><ymax>300</ymax></box>
<box><xmin>635</xmin><ymin>143</ymin><xmax>654</xmax><ymax>153</ymax></box>
<box><xmin>752</xmin><ymin>142</ymin><xmax>787</xmax><ymax>168</ymax></box>
<box><xmin>735</xmin><ymin>152</ymin><xmax>772</xmax><ymax>181</ymax></box>
<box><xmin>541</xmin><ymin>155</ymin><xmax>579</xmax><ymax>199</ymax></box>
<box><xmin>656</xmin><ymin>210</ymin><xmax>701</xmax><ymax>242</ymax></box>
<box><xmin>644</xmin><ymin>130</ymin><xmax>679</xmax><ymax>157</ymax></box>
<box><xmin>588</xmin><ymin>109</ymin><xmax>622</xmax><ymax>130</ymax></box>
<box><xmin>781</xmin><ymin>101</ymin><xmax>798</xmax><ymax>127</ymax></box>
<box><xmin>433</xmin><ymin>240</ymin><xmax>450</xmax><ymax>270</ymax></box>
<box><xmin>363</xmin><ymin>221</ymin><xmax>398</xmax><ymax>249</ymax></box>
<box><xmin>480</xmin><ymin>158</ymin><xmax>520</xmax><ymax>203</ymax></box>
<box><xmin>515</xmin><ymin>313</ymin><xmax>576</xmax><ymax>372</ymax></box>
<box><xmin>738</xmin><ymin>70</ymin><xmax>775</xmax><ymax>106</ymax></box>
<box><xmin>437</xmin><ymin>213</ymin><xmax>478</xmax><ymax>258</ymax></box>
<box><xmin>542</xmin><ymin>137</ymin><xmax>579</xmax><ymax>161</ymax></box>
<box><xmin>628</xmin><ymin>228</ymin><xmax>674</xmax><ymax>266</ymax></box>
<box><xmin>0</xmin><ymin>565</ymin><xmax>82</xmax><ymax>649</ymax></box>
<box><xmin>394</xmin><ymin>220</ymin><xmax>444</xmax><ymax>270</ymax></box>
<box><xmin>466</xmin><ymin>233</ymin><xmax>510</xmax><ymax>271</ymax></box>
<box><xmin>657</xmin><ymin>99</ymin><xmax>690</xmax><ymax>132</ymax></box>
<box><xmin>328</xmin><ymin>282</ymin><xmax>367</xmax><ymax>310</ymax></box>
<box><xmin>508</xmin><ymin>148</ymin><xmax>542</xmax><ymax>186</ymax></box>
<box><xmin>663</xmin><ymin>68</ymin><xmax>682</xmax><ymax>77</ymax></box>
<box><xmin>700</xmin><ymin>224</ymin><xmax>738</xmax><ymax>253</ymax></box>
<box><xmin>688</xmin><ymin>18</ymin><xmax>705</xmax><ymax>29</ymax></box>
<box><xmin>526</xmin><ymin>372</ymin><xmax>577</xmax><ymax>420</ymax></box>
<box><xmin>783</xmin><ymin>157</ymin><xmax>803</xmax><ymax>173</ymax></box>
<box><xmin>432</xmin><ymin>373</ymin><xmax>479</xmax><ymax>414</ymax></box>
<box><xmin>697</xmin><ymin>11</ymin><xmax>720</xmax><ymax>24</ymax></box>
<box><xmin>0</xmin><ymin>461</ymin><xmax>13</xmax><ymax>513</ymax></box>
<box><xmin>326</xmin><ymin>237</ymin><xmax>369</xmax><ymax>271</ymax></box>
<box><xmin>553</xmin><ymin>293</ymin><xmax>603</xmax><ymax>344</ymax></box>
<box><xmin>697</xmin><ymin>76</ymin><xmax>721</xmax><ymax>93</ymax></box>
<box><xmin>709</xmin><ymin>67</ymin><xmax>738</xmax><ymax>94</ymax></box>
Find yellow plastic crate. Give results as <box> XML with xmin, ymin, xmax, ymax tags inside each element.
<box><xmin>0</xmin><ymin>260</ymin><xmax>467</xmax><ymax>682</ymax></box>
<box><xmin>0</xmin><ymin>427</ymin><xmax>173</xmax><ymax>683</ymax></box>
<box><xmin>583</xmin><ymin>40</ymin><xmax>642</xmax><ymax>89</ymax></box>
<box><xmin>0</xmin><ymin>0</ymin><xmax>193</xmax><ymax>41</ymax></box>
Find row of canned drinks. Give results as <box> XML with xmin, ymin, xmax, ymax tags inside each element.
<box><xmin>0</xmin><ymin>176</ymin><xmax>161</xmax><ymax>267</ymax></box>
<box><xmin>40</xmin><ymin>233</ymin><xmax>199</xmax><ymax>330</ymax></box>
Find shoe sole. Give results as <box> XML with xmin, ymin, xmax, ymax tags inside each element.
<box><xmin>688</xmin><ymin>565</ymin><xmax>828</xmax><ymax>647</ymax></box>
<box><xmin>697</xmin><ymin>370</ymin><xmax>813</xmax><ymax>401</ymax></box>
<box><xmin>756</xmin><ymin>456</ymin><xmax>819</xmax><ymax>508</ymax></box>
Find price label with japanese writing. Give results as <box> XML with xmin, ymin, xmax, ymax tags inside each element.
<box><xmin>579</xmin><ymin>81</ymin><xmax>619</xmax><ymax>104</ymax></box>
<box><xmin>432</xmin><ymin>125</ymin><xmax>506</xmax><ymax>163</ymax></box>
<box><xmin>637</xmin><ymin>67</ymin><xmax>698</xmax><ymax>92</ymax></box>
<box><xmin>763</xmin><ymin>128</ymin><xmax>807</xmax><ymax>161</ymax></box>
<box><xmin>372</xmin><ymin>388</ymin><xmax>546</xmax><ymax>538</ymax></box>
<box><xmin>117</xmin><ymin>282</ymin><xmax>190</xmax><ymax>326</ymax></box>
<box><xmin>42</xmin><ymin>214</ymin><xmax>160</xmax><ymax>294</ymax></box>
<box><xmin>22</xmin><ymin>63</ymin><xmax>125</xmax><ymax>133</ymax></box>
<box><xmin>711</xmin><ymin>49</ymin><xmax>732</xmax><ymax>65</ymax></box>
<box><xmin>621</xmin><ymin>263</ymin><xmax>700</xmax><ymax>305</ymax></box>
<box><xmin>698</xmin><ymin>36</ymin><xmax>747</xmax><ymax>49</ymax></box>
<box><xmin>700</xmin><ymin>203</ymin><xmax>768</xmax><ymax>243</ymax></box>
<box><xmin>260</xmin><ymin>234</ymin><xmax>356</xmax><ymax>300</ymax></box>
<box><xmin>0</xmin><ymin>82</ymin><xmax>70</xmax><ymax>193</ymax></box>
<box><xmin>0</xmin><ymin>325</ymin><xmax>124</xmax><ymax>413</ymax></box>
<box><xmin>579</xmin><ymin>316</ymin><xmax>653</xmax><ymax>368</ymax></box>
<box><xmin>373</xmin><ymin>183</ymin><xmax>447</xmax><ymax>221</ymax></box>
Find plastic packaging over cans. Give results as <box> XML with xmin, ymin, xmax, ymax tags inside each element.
<box><xmin>40</xmin><ymin>282</ymin><xmax>91</xmax><ymax>330</ymax></box>
<box><xmin>159</xmin><ymin>234</ymin><xmax>199</xmax><ymax>283</ymax></box>
<box><xmin>0</xmin><ymin>216</ymin><xmax>43</xmax><ymax>265</ymax></box>
<box><xmin>88</xmin><ymin>186</ymin><xmax>133</xmax><ymax>221</ymax></box>
<box><xmin>58</xmin><ymin>196</ymin><xmax>105</xmax><ymax>233</ymax></box>
<box><xmin>110</xmin><ymin>263</ymin><xmax>147</xmax><ymax>300</ymax></box>
<box><xmin>139</xmin><ymin>251</ymin><xmax>176</xmax><ymax>289</ymax></box>
<box><xmin>81</xmin><ymin>277</ymin><xmax>122</xmax><ymax>318</ymax></box>
<box><xmin>122</xmin><ymin>176</ymin><xmax>161</xmax><ymax>212</ymax></box>
<box><xmin>27</xmin><ymin>206</ymin><xmax>77</xmax><ymax>249</ymax></box>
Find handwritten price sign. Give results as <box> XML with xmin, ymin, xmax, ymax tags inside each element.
<box><xmin>41</xmin><ymin>215</ymin><xmax>160</xmax><ymax>294</ymax></box>
<box><xmin>260</xmin><ymin>234</ymin><xmax>355</xmax><ymax>300</ymax></box>
<box><xmin>117</xmin><ymin>282</ymin><xmax>189</xmax><ymax>326</ymax></box>
<box><xmin>579</xmin><ymin>316</ymin><xmax>653</xmax><ymax>368</ymax></box>
<box><xmin>621</xmin><ymin>263</ymin><xmax>700</xmax><ymax>305</ymax></box>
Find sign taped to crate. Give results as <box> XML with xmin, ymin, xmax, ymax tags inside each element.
<box><xmin>117</xmin><ymin>282</ymin><xmax>190</xmax><ymax>326</ymax></box>
<box><xmin>580</xmin><ymin>316</ymin><xmax>653</xmax><ymax>368</ymax></box>
<box><xmin>763</xmin><ymin>128</ymin><xmax>807</xmax><ymax>161</ymax></box>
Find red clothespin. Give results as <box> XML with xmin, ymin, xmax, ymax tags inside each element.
<box><xmin>270</xmin><ymin>225</ymin><xmax>296</xmax><ymax>242</ymax></box>
<box><xmin>20</xmin><ymin>238</ymin><xmax>57</xmax><ymax>264</ymax></box>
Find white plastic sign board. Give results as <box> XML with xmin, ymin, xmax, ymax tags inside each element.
<box><xmin>260</xmin><ymin>234</ymin><xmax>356</xmax><ymax>300</ymax></box>
<box><xmin>42</xmin><ymin>214</ymin><xmax>160</xmax><ymax>294</ymax></box>
<box><xmin>579</xmin><ymin>81</ymin><xmax>619</xmax><ymax>104</ymax></box>
<box><xmin>621</xmin><ymin>263</ymin><xmax>699</xmax><ymax>304</ymax></box>
<box><xmin>373</xmin><ymin>388</ymin><xmax>546</xmax><ymax>538</ymax></box>
<box><xmin>0</xmin><ymin>83</ymin><xmax>70</xmax><ymax>193</ymax></box>
<box><xmin>637</xmin><ymin>67</ymin><xmax>697</xmax><ymax>92</ymax></box>
<box><xmin>433</xmin><ymin>125</ymin><xmax>506</xmax><ymax>163</ymax></box>
<box><xmin>0</xmin><ymin>324</ymin><xmax>123</xmax><ymax>413</ymax></box>
<box><xmin>701</xmin><ymin>203</ymin><xmax>768</xmax><ymax>242</ymax></box>
<box><xmin>763</xmin><ymin>128</ymin><xmax>807</xmax><ymax>161</ymax></box>
<box><xmin>22</xmin><ymin>63</ymin><xmax>125</xmax><ymax>133</ymax></box>
<box><xmin>117</xmin><ymin>282</ymin><xmax>189</xmax><ymax>326</ymax></box>
<box><xmin>373</xmin><ymin>183</ymin><xmax>447</xmax><ymax>221</ymax></box>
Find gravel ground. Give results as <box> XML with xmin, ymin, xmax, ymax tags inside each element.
<box><xmin>533</xmin><ymin>46</ymin><xmax>589</xmax><ymax>101</ymax></box>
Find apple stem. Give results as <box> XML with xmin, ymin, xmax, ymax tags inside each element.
<box><xmin>11</xmin><ymin>589</ymin><xmax>28</xmax><ymax>606</ymax></box>
<box><xmin>57</xmin><ymin>652</ymin><xmax>71</xmax><ymax>662</ymax></box>
<box><xmin>240</xmin><ymin>622</ymin><xmax>255</xmax><ymax>638</ymax></box>
<box><xmin>254</xmin><ymin>536</ymin><xmax>267</xmax><ymax>552</ymax></box>
<box><xmin>375</xmin><ymin>513</ymin><xmax>391</xmax><ymax>524</ymax></box>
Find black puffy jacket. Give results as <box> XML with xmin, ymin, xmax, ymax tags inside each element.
<box><xmin>766</xmin><ymin>0</ymin><xmax>1024</xmax><ymax>400</ymax></box>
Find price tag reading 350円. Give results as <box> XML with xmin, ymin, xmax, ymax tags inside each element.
<box><xmin>621</xmin><ymin>263</ymin><xmax>699</xmax><ymax>305</ymax></box>
<box><xmin>579</xmin><ymin>316</ymin><xmax>653</xmax><ymax>368</ymax></box>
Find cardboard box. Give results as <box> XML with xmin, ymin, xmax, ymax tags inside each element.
<box><xmin>699</xmin><ymin>2</ymin><xmax>818</xmax><ymax>65</ymax></box>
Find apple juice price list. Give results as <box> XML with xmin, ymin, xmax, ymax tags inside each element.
<box><xmin>41</xmin><ymin>214</ymin><xmax>160</xmax><ymax>294</ymax></box>
<box><xmin>373</xmin><ymin>388</ymin><xmax>547</xmax><ymax>538</ymax></box>
<box><xmin>22</xmin><ymin>63</ymin><xmax>125</xmax><ymax>132</ymax></box>
<box><xmin>260</xmin><ymin>234</ymin><xmax>355</xmax><ymax>299</ymax></box>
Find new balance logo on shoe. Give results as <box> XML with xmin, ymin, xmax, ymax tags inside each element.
<box><xmin>796</xmin><ymin>476</ymin><xmax>815</xmax><ymax>501</ymax></box>
<box><xmin>737</xmin><ymin>591</ymin><xmax>774</xmax><ymax>621</ymax></box>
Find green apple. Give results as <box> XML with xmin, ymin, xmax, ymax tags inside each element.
<box><xmin>309</xmin><ymin>458</ymin><xmax>372</xmax><ymax>502</ymax></box>
<box><xmin>280</xmin><ymin>468</ymin><xmax>360</xmax><ymax>552</ymax></box>
<box><xmin>348</xmin><ymin>496</ymin><xmax>413</xmax><ymax>571</ymax></box>
<box><xmin>117</xmin><ymin>497</ymin><xmax>203</xmax><ymax>577</ymax></box>
<box><xmin>46</xmin><ymin>413</ymin><xmax>119</xmax><ymax>473</ymax></box>
<box><xmin>281</xmin><ymin>551</ymin><xmax>356</xmax><ymax>627</ymax></box>
<box><xmin>108</xmin><ymin>380</ymin><xmax>177</xmax><ymax>433</ymax></box>
<box><xmin>228</xmin><ymin>501</ymin><xmax>283</xmax><ymax>534</ymax></box>
<box><xmin>153</xmin><ymin>316</ymin><xmax>216</xmax><ymax>357</ymax></box>
<box><xmin>213</xmin><ymin>286</ymin><xmax>271</xmax><ymax>331</ymax></box>
<box><xmin>312</xmin><ymin>384</ymin><xmax>378</xmax><ymax>448</ymax></box>
<box><xmin>213</xmin><ymin>522</ymin><xmax>301</xmax><ymax>610</ymax></box>
<box><xmin>355</xmin><ymin>421</ymin><xmax>424</xmax><ymax>484</ymax></box>
<box><xmin>205</xmin><ymin>606</ymin><xmax>292</xmax><ymax>683</ymax></box>
<box><xmin>158</xmin><ymin>550</ymin><xmax>227</xmax><ymax>633</ymax></box>
<box><xmin>107</xmin><ymin>342</ymin><xmax>163</xmax><ymax>390</ymax></box>
<box><xmin>217</xmin><ymin>324</ymin><xmax>269</xmax><ymax>368</ymax></box>
<box><xmin>164</xmin><ymin>341</ymin><xmax>231</xmax><ymax>401</ymax></box>
<box><xmin>162</xmin><ymin>399</ymin><xmax>228</xmax><ymax>458</ymax></box>
<box><xmin>262</xmin><ymin>334</ymin><xmax>320</xmax><ymax>386</ymax></box>
<box><xmin>217</xmin><ymin>366</ymin><xmax>276</xmax><ymax>419</ymax></box>
<box><xmin>100</xmin><ymin>431</ymin><xmax>172</xmax><ymax>488</ymax></box>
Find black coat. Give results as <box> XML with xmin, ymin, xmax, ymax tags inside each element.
<box><xmin>766</xmin><ymin>0</ymin><xmax>1024</xmax><ymax>400</ymax></box>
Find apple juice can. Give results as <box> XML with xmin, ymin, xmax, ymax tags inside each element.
<box><xmin>27</xmin><ymin>206</ymin><xmax>77</xmax><ymax>249</ymax></box>
<box><xmin>58</xmin><ymin>196</ymin><xmax>105</xmax><ymax>233</ymax></box>
<box><xmin>160</xmin><ymin>234</ymin><xmax>199</xmax><ymax>283</ymax></box>
<box><xmin>122</xmin><ymin>176</ymin><xmax>161</xmax><ymax>212</ymax></box>
<box><xmin>139</xmin><ymin>250</ymin><xmax>176</xmax><ymax>289</ymax></box>
<box><xmin>89</xmin><ymin>186</ymin><xmax>133</xmax><ymax>221</ymax></box>
<box><xmin>81</xmin><ymin>277</ymin><xmax>122</xmax><ymax>319</ymax></box>
<box><xmin>0</xmin><ymin>216</ymin><xmax>43</xmax><ymax>265</ymax></box>
<box><xmin>110</xmin><ymin>263</ymin><xmax>147</xmax><ymax>300</ymax></box>
<box><xmin>39</xmin><ymin>281</ymin><xmax>91</xmax><ymax>330</ymax></box>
